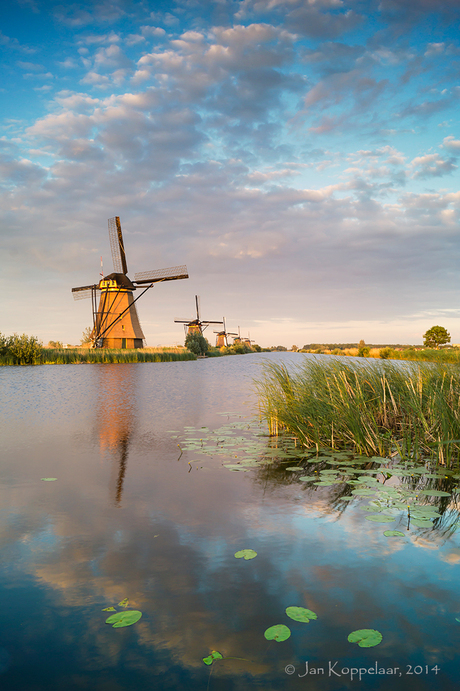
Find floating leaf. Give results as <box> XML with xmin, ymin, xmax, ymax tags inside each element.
<box><xmin>365</xmin><ymin>515</ymin><xmax>395</xmax><ymax>523</ymax></box>
<box><xmin>455</xmin><ymin>618</ymin><xmax>460</xmax><ymax>623</ymax></box>
<box><xmin>285</xmin><ymin>467</ymin><xmax>304</xmax><ymax>471</ymax></box>
<box><xmin>352</xmin><ymin>489</ymin><xmax>377</xmax><ymax>496</ymax></box>
<box><xmin>41</xmin><ymin>478</ymin><xmax>57</xmax><ymax>481</ymax></box>
<box><xmin>118</xmin><ymin>598</ymin><xmax>129</xmax><ymax>607</ymax></box>
<box><xmin>299</xmin><ymin>476</ymin><xmax>317</xmax><ymax>482</ymax></box>
<box><xmin>383</xmin><ymin>530</ymin><xmax>405</xmax><ymax>537</ymax></box>
<box><xmin>102</xmin><ymin>606</ymin><xmax>116</xmax><ymax>611</ymax></box>
<box><xmin>348</xmin><ymin>629</ymin><xmax>382</xmax><ymax>648</ymax></box>
<box><xmin>105</xmin><ymin>610</ymin><xmax>142</xmax><ymax>628</ymax></box>
<box><xmin>234</xmin><ymin>549</ymin><xmax>257</xmax><ymax>560</ymax></box>
<box><xmin>419</xmin><ymin>490</ymin><xmax>451</xmax><ymax>497</ymax></box>
<box><xmin>410</xmin><ymin>518</ymin><xmax>434</xmax><ymax>528</ymax></box>
<box><xmin>286</xmin><ymin>606</ymin><xmax>317</xmax><ymax>623</ymax></box>
<box><xmin>264</xmin><ymin>624</ymin><xmax>291</xmax><ymax>642</ymax></box>
<box><xmin>203</xmin><ymin>651</ymin><xmax>223</xmax><ymax>666</ymax></box>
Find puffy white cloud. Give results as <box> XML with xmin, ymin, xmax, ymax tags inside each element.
<box><xmin>442</xmin><ymin>135</ymin><xmax>460</xmax><ymax>152</ymax></box>
<box><xmin>410</xmin><ymin>153</ymin><xmax>457</xmax><ymax>179</ymax></box>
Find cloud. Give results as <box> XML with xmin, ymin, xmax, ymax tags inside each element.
<box><xmin>442</xmin><ymin>135</ymin><xmax>460</xmax><ymax>152</ymax></box>
<box><xmin>410</xmin><ymin>153</ymin><xmax>457</xmax><ymax>179</ymax></box>
<box><xmin>17</xmin><ymin>60</ymin><xmax>45</xmax><ymax>71</ymax></box>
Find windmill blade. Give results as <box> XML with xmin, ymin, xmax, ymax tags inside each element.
<box><xmin>134</xmin><ymin>265</ymin><xmax>188</xmax><ymax>284</ymax></box>
<box><xmin>195</xmin><ymin>295</ymin><xmax>201</xmax><ymax>321</ymax></box>
<box><xmin>201</xmin><ymin>320</ymin><xmax>224</xmax><ymax>325</ymax></box>
<box><xmin>174</xmin><ymin>318</ymin><xmax>195</xmax><ymax>323</ymax></box>
<box><xmin>71</xmin><ymin>284</ymin><xmax>99</xmax><ymax>300</ymax></box>
<box><xmin>108</xmin><ymin>216</ymin><xmax>128</xmax><ymax>275</ymax></box>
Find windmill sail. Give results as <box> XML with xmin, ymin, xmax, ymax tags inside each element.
<box><xmin>108</xmin><ymin>216</ymin><xmax>128</xmax><ymax>275</ymax></box>
<box><xmin>71</xmin><ymin>284</ymin><xmax>99</xmax><ymax>300</ymax></box>
<box><xmin>134</xmin><ymin>265</ymin><xmax>188</xmax><ymax>284</ymax></box>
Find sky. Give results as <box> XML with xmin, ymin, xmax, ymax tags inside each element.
<box><xmin>1</xmin><ymin>0</ymin><xmax>460</xmax><ymax>348</ymax></box>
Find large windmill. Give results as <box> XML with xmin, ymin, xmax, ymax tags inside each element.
<box><xmin>214</xmin><ymin>318</ymin><xmax>238</xmax><ymax>348</ymax></box>
<box><xmin>72</xmin><ymin>217</ymin><xmax>188</xmax><ymax>348</ymax></box>
<box><xmin>174</xmin><ymin>295</ymin><xmax>223</xmax><ymax>336</ymax></box>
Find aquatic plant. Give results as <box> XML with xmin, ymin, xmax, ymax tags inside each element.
<box><xmin>255</xmin><ymin>358</ymin><xmax>460</xmax><ymax>465</ymax></box>
<box><xmin>0</xmin><ymin>347</ymin><xmax>197</xmax><ymax>366</ymax></box>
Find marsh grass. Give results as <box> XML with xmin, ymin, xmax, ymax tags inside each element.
<box><xmin>0</xmin><ymin>347</ymin><xmax>196</xmax><ymax>366</ymax></box>
<box><xmin>255</xmin><ymin>358</ymin><xmax>460</xmax><ymax>466</ymax></box>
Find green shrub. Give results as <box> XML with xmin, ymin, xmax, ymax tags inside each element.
<box><xmin>2</xmin><ymin>333</ymin><xmax>43</xmax><ymax>364</ymax></box>
<box><xmin>185</xmin><ymin>331</ymin><xmax>209</xmax><ymax>356</ymax></box>
<box><xmin>379</xmin><ymin>347</ymin><xmax>393</xmax><ymax>359</ymax></box>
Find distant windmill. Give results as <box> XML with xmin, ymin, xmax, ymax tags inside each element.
<box><xmin>174</xmin><ymin>295</ymin><xmax>223</xmax><ymax>336</ymax></box>
<box><xmin>72</xmin><ymin>216</ymin><xmax>189</xmax><ymax>348</ymax></box>
<box><xmin>214</xmin><ymin>317</ymin><xmax>238</xmax><ymax>348</ymax></box>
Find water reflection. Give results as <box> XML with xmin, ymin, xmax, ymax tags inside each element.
<box><xmin>94</xmin><ymin>365</ymin><xmax>137</xmax><ymax>506</ymax></box>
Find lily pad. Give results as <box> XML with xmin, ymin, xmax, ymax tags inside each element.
<box><xmin>285</xmin><ymin>606</ymin><xmax>317</xmax><ymax>623</ymax></box>
<box><xmin>348</xmin><ymin>629</ymin><xmax>382</xmax><ymax>647</ymax></box>
<box><xmin>264</xmin><ymin>624</ymin><xmax>291</xmax><ymax>642</ymax></box>
<box><xmin>41</xmin><ymin>478</ymin><xmax>57</xmax><ymax>481</ymax></box>
<box><xmin>365</xmin><ymin>515</ymin><xmax>395</xmax><ymax>523</ymax></box>
<box><xmin>203</xmin><ymin>650</ymin><xmax>223</xmax><ymax>666</ymax></box>
<box><xmin>410</xmin><ymin>518</ymin><xmax>434</xmax><ymax>528</ymax></box>
<box><xmin>285</xmin><ymin>467</ymin><xmax>304</xmax><ymax>471</ymax></box>
<box><xmin>383</xmin><ymin>530</ymin><xmax>405</xmax><ymax>537</ymax></box>
<box><xmin>118</xmin><ymin>598</ymin><xmax>129</xmax><ymax>607</ymax></box>
<box><xmin>102</xmin><ymin>606</ymin><xmax>116</xmax><ymax>612</ymax></box>
<box><xmin>105</xmin><ymin>610</ymin><xmax>142</xmax><ymax>628</ymax></box>
<box><xmin>419</xmin><ymin>490</ymin><xmax>451</xmax><ymax>497</ymax></box>
<box><xmin>234</xmin><ymin>549</ymin><xmax>257</xmax><ymax>560</ymax></box>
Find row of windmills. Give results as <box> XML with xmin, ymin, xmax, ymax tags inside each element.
<box><xmin>71</xmin><ymin>217</ymin><xmax>247</xmax><ymax>349</ymax></box>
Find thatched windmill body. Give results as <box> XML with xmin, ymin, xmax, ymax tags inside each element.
<box><xmin>72</xmin><ymin>217</ymin><xmax>188</xmax><ymax>348</ymax></box>
<box><xmin>174</xmin><ymin>296</ymin><xmax>223</xmax><ymax>336</ymax></box>
<box><xmin>214</xmin><ymin>318</ymin><xmax>238</xmax><ymax>347</ymax></box>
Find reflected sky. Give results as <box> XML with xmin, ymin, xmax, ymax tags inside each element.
<box><xmin>1</xmin><ymin>354</ymin><xmax>460</xmax><ymax>690</ymax></box>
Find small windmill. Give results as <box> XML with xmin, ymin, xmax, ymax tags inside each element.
<box><xmin>174</xmin><ymin>295</ymin><xmax>223</xmax><ymax>336</ymax></box>
<box><xmin>72</xmin><ymin>217</ymin><xmax>188</xmax><ymax>348</ymax></box>
<box><xmin>214</xmin><ymin>318</ymin><xmax>238</xmax><ymax>348</ymax></box>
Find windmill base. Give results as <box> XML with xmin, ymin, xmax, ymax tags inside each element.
<box><xmin>97</xmin><ymin>337</ymin><xmax>144</xmax><ymax>349</ymax></box>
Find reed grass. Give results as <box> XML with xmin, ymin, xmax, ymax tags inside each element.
<box><xmin>0</xmin><ymin>347</ymin><xmax>196</xmax><ymax>366</ymax></box>
<box><xmin>255</xmin><ymin>358</ymin><xmax>460</xmax><ymax>466</ymax></box>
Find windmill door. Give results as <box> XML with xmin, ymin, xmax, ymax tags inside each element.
<box><xmin>122</xmin><ymin>338</ymin><xmax>126</xmax><ymax>349</ymax></box>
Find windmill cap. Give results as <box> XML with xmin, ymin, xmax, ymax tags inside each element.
<box><xmin>100</xmin><ymin>273</ymin><xmax>136</xmax><ymax>290</ymax></box>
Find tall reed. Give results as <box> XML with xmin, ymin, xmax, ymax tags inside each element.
<box><xmin>0</xmin><ymin>348</ymin><xmax>196</xmax><ymax>366</ymax></box>
<box><xmin>255</xmin><ymin>358</ymin><xmax>460</xmax><ymax>465</ymax></box>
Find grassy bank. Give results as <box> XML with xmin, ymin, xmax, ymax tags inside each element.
<box><xmin>256</xmin><ymin>358</ymin><xmax>460</xmax><ymax>466</ymax></box>
<box><xmin>301</xmin><ymin>345</ymin><xmax>460</xmax><ymax>364</ymax></box>
<box><xmin>0</xmin><ymin>347</ymin><xmax>197</xmax><ymax>366</ymax></box>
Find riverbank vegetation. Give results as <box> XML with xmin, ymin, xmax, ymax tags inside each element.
<box><xmin>0</xmin><ymin>339</ymin><xmax>196</xmax><ymax>365</ymax></box>
<box><xmin>300</xmin><ymin>342</ymin><xmax>460</xmax><ymax>364</ymax></box>
<box><xmin>256</xmin><ymin>358</ymin><xmax>460</xmax><ymax>466</ymax></box>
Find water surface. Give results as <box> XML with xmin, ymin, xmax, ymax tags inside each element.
<box><xmin>1</xmin><ymin>353</ymin><xmax>460</xmax><ymax>690</ymax></box>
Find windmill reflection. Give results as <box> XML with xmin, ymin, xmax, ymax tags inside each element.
<box><xmin>95</xmin><ymin>365</ymin><xmax>137</xmax><ymax>506</ymax></box>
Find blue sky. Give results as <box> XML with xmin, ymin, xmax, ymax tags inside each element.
<box><xmin>2</xmin><ymin>0</ymin><xmax>460</xmax><ymax>347</ymax></box>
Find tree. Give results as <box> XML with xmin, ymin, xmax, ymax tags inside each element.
<box><xmin>80</xmin><ymin>327</ymin><xmax>93</xmax><ymax>345</ymax></box>
<box><xmin>185</xmin><ymin>331</ymin><xmax>209</xmax><ymax>356</ymax></box>
<box><xmin>47</xmin><ymin>340</ymin><xmax>63</xmax><ymax>348</ymax></box>
<box><xmin>423</xmin><ymin>325</ymin><xmax>451</xmax><ymax>349</ymax></box>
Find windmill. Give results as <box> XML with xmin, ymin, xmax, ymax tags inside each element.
<box><xmin>214</xmin><ymin>317</ymin><xmax>238</xmax><ymax>348</ymax></box>
<box><xmin>72</xmin><ymin>216</ymin><xmax>189</xmax><ymax>348</ymax></box>
<box><xmin>174</xmin><ymin>295</ymin><xmax>223</xmax><ymax>336</ymax></box>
